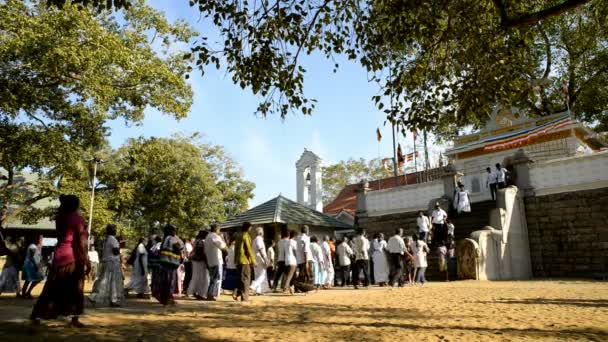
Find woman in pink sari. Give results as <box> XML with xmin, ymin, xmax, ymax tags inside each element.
<box><xmin>31</xmin><ymin>195</ymin><xmax>90</xmax><ymax>327</ymax></box>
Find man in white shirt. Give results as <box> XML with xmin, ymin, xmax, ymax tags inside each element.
<box><xmin>296</xmin><ymin>225</ymin><xmax>312</xmax><ymax>282</ymax></box>
<box><xmin>352</xmin><ymin>228</ymin><xmax>370</xmax><ymax>289</ymax></box>
<box><xmin>417</xmin><ymin>211</ymin><xmax>431</xmax><ymax>243</ymax></box>
<box><xmin>387</xmin><ymin>228</ymin><xmax>406</xmax><ymax>287</ymax></box>
<box><xmin>495</xmin><ymin>163</ymin><xmax>509</xmax><ymax>189</ymax></box>
<box><xmin>431</xmin><ymin>203</ymin><xmax>448</xmax><ymax>246</ymax></box>
<box><xmin>336</xmin><ymin>237</ymin><xmax>353</xmax><ymax>286</ymax></box>
<box><xmin>486</xmin><ymin>167</ymin><xmax>498</xmax><ymax>201</ymax></box>
<box><xmin>204</xmin><ymin>224</ymin><xmax>227</xmax><ymax>300</ymax></box>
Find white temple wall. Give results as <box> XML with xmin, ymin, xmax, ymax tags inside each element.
<box><xmin>366</xmin><ymin>180</ymin><xmax>444</xmax><ymax>216</ymax></box>
<box><xmin>529</xmin><ymin>150</ymin><xmax>608</xmax><ymax>196</ymax></box>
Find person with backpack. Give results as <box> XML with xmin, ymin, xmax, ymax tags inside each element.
<box><xmin>125</xmin><ymin>237</ymin><xmax>150</xmax><ymax>298</ymax></box>
<box><xmin>152</xmin><ymin>224</ymin><xmax>184</xmax><ymax>306</ymax></box>
<box><xmin>0</xmin><ymin>235</ymin><xmax>23</xmax><ymax>298</ymax></box>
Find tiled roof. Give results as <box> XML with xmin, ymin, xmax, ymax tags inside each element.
<box><xmin>220</xmin><ymin>195</ymin><xmax>352</xmax><ymax>230</ymax></box>
<box><xmin>323</xmin><ymin>173</ymin><xmax>421</xmax><ymax>215</ymax></box>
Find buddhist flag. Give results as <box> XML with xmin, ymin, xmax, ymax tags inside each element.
<box><xmin>376</xmin><ymin>128</ymin><xmax>382</xmax><ymax>142</ymax></box>
<box><xmin>397</xmin><ymin>143</ymin><xmax>405</xmax><ymax>169</ymax></box>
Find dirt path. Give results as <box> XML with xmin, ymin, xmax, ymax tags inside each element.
<box><xmin>0</xmin><ymin>280</ymin><xmax>607</xmax><ymax>341</ymax></box>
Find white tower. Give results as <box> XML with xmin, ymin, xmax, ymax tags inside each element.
<box><xmin>296</xmin><ymin>149</ymin><xmax>323</xmax><ymax>212</ymax></box>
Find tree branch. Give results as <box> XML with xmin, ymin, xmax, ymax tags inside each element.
<box><xmin>497</xmin><ymin>0</ymin><xmax>590</xmax><ymax>29</ymax></box>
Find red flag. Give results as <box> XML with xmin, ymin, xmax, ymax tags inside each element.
<box><xmin>376</xmin><ymin>128</ymin><xmax>382</xmax><ymax>142</ymax></box>
<box><xmin>397</xmin><ymin>144</ymin><xmax>405</xmax><ymax>168</ymax></box>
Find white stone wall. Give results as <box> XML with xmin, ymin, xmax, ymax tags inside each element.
<box><xmin>366</xmin><ymin>180</ymin><xmax>444</xmax><ymax>216</ymax></box>
<box><xmin>455</xmin><ymin>137</ymin><xmax>577</xmax><ymax>202</ymax></box>
<box><xmin>529</xmin><ymin>151</ymin><xmax>608</xmax><ymax>196</ymax></box>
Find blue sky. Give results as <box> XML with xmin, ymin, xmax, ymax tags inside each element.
<box><xmin>107</xmin><ymin>1</ymin><xmax>442</xmax><ymax>207</ymax></box>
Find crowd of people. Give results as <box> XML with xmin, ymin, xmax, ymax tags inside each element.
<box><xmin>0</xmin><ymin>193</ymin><xmax>461</xmax><ymax>328</ymax></box>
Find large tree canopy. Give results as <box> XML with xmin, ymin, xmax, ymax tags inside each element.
<box><xmin>53</xmin><ymin>0</ymin><xmax>606</xmax><ymax>137</ymax></box>
<box><xmin>0</xmin><ymin>0</ymin><xmax>194</xmax><ymax>227</ymax></box>
<box><xmin>104</xmin><ymin>135</ymin><xmax>255</xmax><ymax>239</ymax></box>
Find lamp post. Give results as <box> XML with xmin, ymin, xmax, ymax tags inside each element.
<box><xmin>86</xmin><ymin>157</ymin><xmax>104</xmax><ymax>247</ymax></box>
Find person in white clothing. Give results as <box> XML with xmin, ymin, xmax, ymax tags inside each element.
<box><xmin>204</xmin><ymin>224</ymin><xmax>227</xmax><ymax>300</ymax></box>
<box><xmin>126</xmin><ymin>237</ymin><xmax>150</xmax><ymax>298</ymax></box>
<box><xmin>310</xmin><ymin>236</ymin><xmax>326</xmax><ymax>290</ymax></box>
<box><xmin>321</xmin><ymin>236</ymin><xmax>334</xmax><ymax>288</ymax></box>
<box><xmin>188</xmin><ymin>230</ymin><xmax>209</xmax><ymax>300</ymax></box>
<box><xmin>454</xmin><ymin>183</ymin><xmax>471</xmax><ymax>214</ymax></box>
<box><xmin>486</xmin><ymin>167</ymin><xmax>498</xmax><ymax>201</ymax></box>
<box><xmin>295</xmin><ymin>225</ymin><xmax>312</xmax><ymax>283</ymax></box>
<box><xmin>89</xmin><ymin>224</ymin><xmax>125</xmax><ymax>307</ymax></box>
<box><xmin>266</xmin><ymin>240</ymin><xmax>276</xmax><ymax>289</ymax></box>
<box><xmin>336</xmin><ymin>238</ymin><xmax>353</xmax><ymax>286</ymax></box>
<box><xmin>417</xmin><ymin>211</ymin><xmax>431</xmax><ymax>243</ymax></box>
<box><xmin>249</xmin><ymin>227</ymin><xmax>270</xmax><ymax>295</ymax></box>
<box><xmin>431</xmin><ymin>203</ymin><xmax>448</xmax><ymax>246</ymax></box>
<box><xmin>371</xmin><ymin>233</ymin><xmax>389</xmax><ymax>286</ymax></box>
<box><xmin>412</xmin><ymin>234</ymin><xmax>430</xmax><ymax>285</ymax></box>
<box><xmin>87</xmin><ymin>245</ymin><xmax>99</xmax><ymax>283</ymax></box>
<box><xmin>387</xmin><ymin>228</ymin><xmax>406</xmax><ymax>287</ymax></box>
<box><xmin>495</xmin><ymin>163</ymin><xmax>509</xmax><ymax>189</ymax></box>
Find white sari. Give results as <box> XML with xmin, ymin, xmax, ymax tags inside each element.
<box><xmin>371</xmin><ymin>239</ymin><xmax>389</xmax><ymax>283</ymax></box>
<box><xmin>250</xmin><ymin>236</ymin><xmax>270</xmax><ymax>294</ymax></box>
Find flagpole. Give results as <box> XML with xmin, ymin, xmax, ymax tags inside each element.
<box><xmin>390</xmin><ymin>60</ymin><xmax>399</xmax><ymax>188</ymax></box>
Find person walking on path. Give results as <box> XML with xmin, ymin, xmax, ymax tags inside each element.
<box><xmin>352</xmin><ymin>228</ymin><xmax>370</xmax><ymax>289</ymax></box>
<box><xmin>89</xmin><ymin>224</ymin><xmax>126</xmax><ymax>307</ymax></box>
<box><xmin>387</xmin><ymin>228</ymin><xmax>406</xmax><ymax>287</ymax></box>
<box><xmin>152</xmin><ymin>224</ymin><xmax>183</xmax><ymax>306</ymax></box>
<box><xmin>21</xmin><ymin>235</ymin><xmax>44</xmax><ymax>299</ymax></box>
<box><xmin>371</xmin><ymin>233</ymin><xmax>389</xmax><ymax>286</ymax></box>
<box><xmin>336</xmin><ymin>237</ymin><xmax>353</xmax><ymax>287</ymax></box>
<box><xmin>205</xmin><ymin>224</ymin><xmax>227</xmax><ymax>300</ymax></box>
<box><xmin>266</xmin><ymin>240</ymin><xmax>276</xmax><ymax>289</ymax></box>
<box><xmin>233</xmin><ymin>222</ymin><xmax>256</xmax><ymax>301</ymax></box>
<box><xmin>321</xmin><ymin>236</ymin><xmax>334</xmax><ymax>289</ymax></box>
<box><xmin>188</xmin><ymin>230</ymin><xmax>209</xmax><ymax>300</ymax></box>
<box><xmin>0</xmin><ymin>236</ymin><xmax>22</xmax><ymax>298</ymax></box>
<box><xmin>249</xmin><ymin>227</ymin><xmax>270</xmax><ymax>295</ymax></box>
<box><xmin>31</xmin><ymin>195</ymin><xmax>90</xmax><ymax>327</ymax></box>
<box><xmin>295</xmin><ymin>225</ymin><xmax>312</xmax><ymax>283</ymax></box>
<box><xmin>125</xmin><ymin>237</ymin><xmax>150</xmax><ymax>299</ymax></box>
<box><xmin>310</xmin><ymin>236</ymin><xmax>326</xmax><ymax>290</ymax></box>
<box><xmin>413</xmin><ymin>234</ymin><xmax>430</xmax><ymax>285</ymax></box>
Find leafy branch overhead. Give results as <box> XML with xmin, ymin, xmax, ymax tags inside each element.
<box><xmin>181</xmin><ymin>0</ymin><xmax>606</xmax><ymax>136</ymax></box>
<box><xmin>45</xmin><ymin>1</ymin><xmax>606</xmax><ymax>135</ymax></box>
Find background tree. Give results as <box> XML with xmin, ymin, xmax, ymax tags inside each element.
<box><xmin>322</xmin><ymin>158</ymin><xmax>385</xmax><ymax>205</ymax></box>
<box><xmin>0</xmin><ymin>0</ymin><xmax>194</xmax><ymax>227</ymax></box>
<box><xmin>104</xmin><ymin>135</ymin><xmax>254</xmax><ymax>239</ymax></box>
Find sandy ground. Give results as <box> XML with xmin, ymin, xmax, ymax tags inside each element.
<box><xmin>0</xmin><ymin>280</ymin><xmax>607</xmax><ymax>341</ymax></box>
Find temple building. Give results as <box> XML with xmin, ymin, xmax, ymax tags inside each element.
<box><xmin>446</xmin><ymin>109</ymin><xmax>606</xmax><ymax>202</ymax></box>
